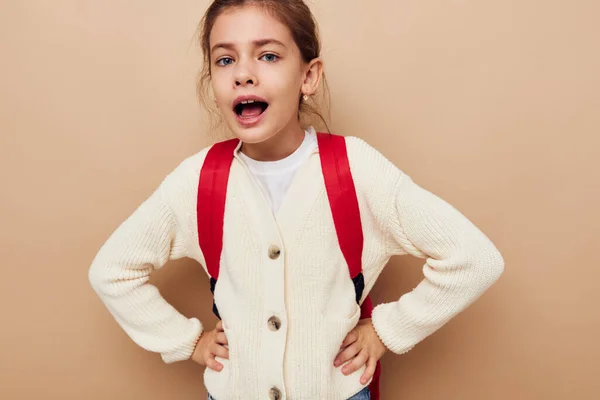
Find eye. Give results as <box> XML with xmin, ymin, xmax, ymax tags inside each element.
<box><xmin>260</xmin><ymin>53</ymin><xmax>279</xmax><ymax>62</ymax></box>
<box><xmin>216</xmin><ymin>57</ymin><xmax>234</xmax><ymax>66</ymax></box>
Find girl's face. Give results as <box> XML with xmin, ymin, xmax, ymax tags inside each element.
<box><xmin>209</xmin><ymin>6</ymin><xmax>320</xmax><ymax>145</ymax></box>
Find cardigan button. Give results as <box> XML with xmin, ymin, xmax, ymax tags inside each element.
<box><xmin>269</xmin><ymin>387</ymin><xmax>282</xmax><ymax>400</ymax></box>
<box><xmin>268</xmin><ymin>245</ymin><xmax>281</xmax><ymax>260</ymax></box>
<box><xmin>267</xmin><ymin>316</ymin><xmax>282</xmax><ymax>331</ymax></box>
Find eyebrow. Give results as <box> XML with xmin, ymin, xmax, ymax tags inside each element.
<box><xmin>210</xmin><ymin>38</ymin><xmax>286</xmax><ymax>54</ymax></box>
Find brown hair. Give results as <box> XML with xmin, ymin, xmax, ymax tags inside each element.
<box><xmin>196</xmin><ymin>0</ymin><xmax>331</xmax><ymax>133</ymax></box>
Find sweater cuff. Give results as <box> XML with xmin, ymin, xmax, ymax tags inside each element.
<box><xmin>160</xmin><ymin>318</ymin><xmax>203</xmax><ymax>364</ymax></box>
<box><xmin>371</xmin><ymin>303</ymin><xmax>415</xmax><ymax>355</ymax></box>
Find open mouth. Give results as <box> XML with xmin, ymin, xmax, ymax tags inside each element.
<box><xmin>234</xmin><ymin>99</ymin><xmax>269</xmax><ymax>119</ymax></box>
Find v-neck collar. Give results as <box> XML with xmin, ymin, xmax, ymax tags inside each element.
<box><xmin>230</xmin><ymin>131</ymin><xmax>323</xmax><ymax>241</ymax></box>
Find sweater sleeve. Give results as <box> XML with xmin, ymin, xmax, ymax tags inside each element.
<box><xmin>88</xmin><ymin>168</ymin><xmax>202</xmax><ymax>364</ymax></box>
<box><xmin>370</xmin><ymin>171</ymin><xmax>505</xmax><ymax>355</ymax></box>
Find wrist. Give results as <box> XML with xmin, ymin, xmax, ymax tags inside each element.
<box><xmin>191</xmin><ymin>331</ymin><xmax>204</xmax><ymax>363</ymax></box>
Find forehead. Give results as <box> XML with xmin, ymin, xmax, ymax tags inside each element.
<box><xmin>210</xmin><ymin>6</ymin><xmax>294</xmax><ymax>46</ymax></box>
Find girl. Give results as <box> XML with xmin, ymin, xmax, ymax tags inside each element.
<box><xmin>88</xmin><ymin>1</ymin><xmax>504</xmax><ymax>399</ymax></box>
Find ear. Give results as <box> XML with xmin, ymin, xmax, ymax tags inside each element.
<box><xmin>301</xmin><ymin>57</ymin><xmax>323</xmax><ymax>96</ymax></box>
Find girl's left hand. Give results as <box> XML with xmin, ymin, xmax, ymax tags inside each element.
<box><xmin>334</xmin><ymin>318</ymin><xmax>388</xmax><ymax>385</ymax></box>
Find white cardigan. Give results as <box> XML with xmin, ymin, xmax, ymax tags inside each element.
<box><xmin>88</xmin><ymin>136</ymin><xmax>504</xmax><ymax>400</ymax></box>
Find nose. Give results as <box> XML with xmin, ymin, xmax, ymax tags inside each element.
<box><xmin>234</xmin><ymin>59</ymin><xmax>257</xmax><ymax>87</ymax></box>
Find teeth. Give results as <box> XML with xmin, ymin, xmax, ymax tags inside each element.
<box><xmin>240</xmin><ymin>100</ymin><xmax>255</xmax><ymax>104</ymax></box>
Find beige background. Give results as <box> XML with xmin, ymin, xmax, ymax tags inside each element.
<box><xmin>1</xmin><ymin>0</ymin><xmax>599</xmax><ymax>399</ymax></box>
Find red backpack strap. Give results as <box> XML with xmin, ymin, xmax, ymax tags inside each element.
<box><xmin>316</xmin><ymin>133</ymin><xmax>365</xmax><ymax>301</ymax></box>
<box><xmin>317</xmin><ymin>132</ymin><xmax>381</xmax><ymax>400</ymax></box>
<box><xmin>197</xmin><ymin>138</ymin><xmax>239</xmax><ymax>318</ymax></box>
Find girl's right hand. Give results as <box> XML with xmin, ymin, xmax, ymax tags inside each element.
<box><xmin>191</xmin><ymin>320</ymin><xmax>229</xmax><ymax>371</ymax></box>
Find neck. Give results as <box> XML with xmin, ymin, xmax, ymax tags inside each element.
<box><xmin>241</xmin><ymin>120</ymin><xmax>305</xmax><ymax>162</ymax></box>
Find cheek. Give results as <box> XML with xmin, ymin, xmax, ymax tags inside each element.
<box><xmin>268</xmin><ymin>72</ymin><xmax>303</xmax><ymax>104</ymax></box>
<box><xmin>210</xmin><ymin>72</ymin><xmax>229</xmax><ymax>99</ymax></box>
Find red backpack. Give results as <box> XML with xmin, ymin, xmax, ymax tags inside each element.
<box><xmin>196</xmin><ymin>133</ymin><xmax>381</xmax><ymax>399</ymax></box>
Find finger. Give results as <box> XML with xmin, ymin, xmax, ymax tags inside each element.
<box><xmin>216</xmin><ymin>332</ymin><xmax>229</xmax><ymax>345</ymax></box>
<box><xmin>360</xmin><ymin>357</ymin><xmax>377</xmax><ymax>385</ymax></box>
<box><xmin>342</xmin><ymin>349</ymin><xmax>368</xmax><ymax>376</ymax></box>
<box><xmin>340</xmin><ymin>329</ymin><xmax>359</xmax><ymax>348</ymax></box>
<box><xmin>211</xmin><ymin>343</ymin><xmax>230</xmax><ymax>360</ymax></box>
<box><xmin>206</xmin><ymin>355</ymin><xmax>223</xmax><ymax>372</ymax></box>
<box><xmin>334</xmin><ymin>342</ymin><xmax>360</xmax><ymax>367</ymax></box>
<box><xmin>216</xmin><ymin>320</ymin><xmax>224</xmax><ymax>332</ymax></box>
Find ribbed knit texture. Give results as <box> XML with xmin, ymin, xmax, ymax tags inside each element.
<box><xmin>89</xmin><ymin>136</ymin><xmax>504</xmax><ymax>399</ymax></box>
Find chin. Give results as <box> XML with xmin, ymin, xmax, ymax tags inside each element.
<box><xmin>227</xmin><ymin>120</ymin><xmax>281</xmax><ymax>144</ymax></box>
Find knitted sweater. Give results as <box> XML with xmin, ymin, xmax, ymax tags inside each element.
<box><xmin>88</xmin><ymin>136</ymin><xmax>504</xmax><ymax>400</ymax></box>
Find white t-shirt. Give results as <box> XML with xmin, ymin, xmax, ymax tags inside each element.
<box><xmin>238</xmin><ymin>126</ymin><xmax>318</xmax><ymax>214</ymax></box>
